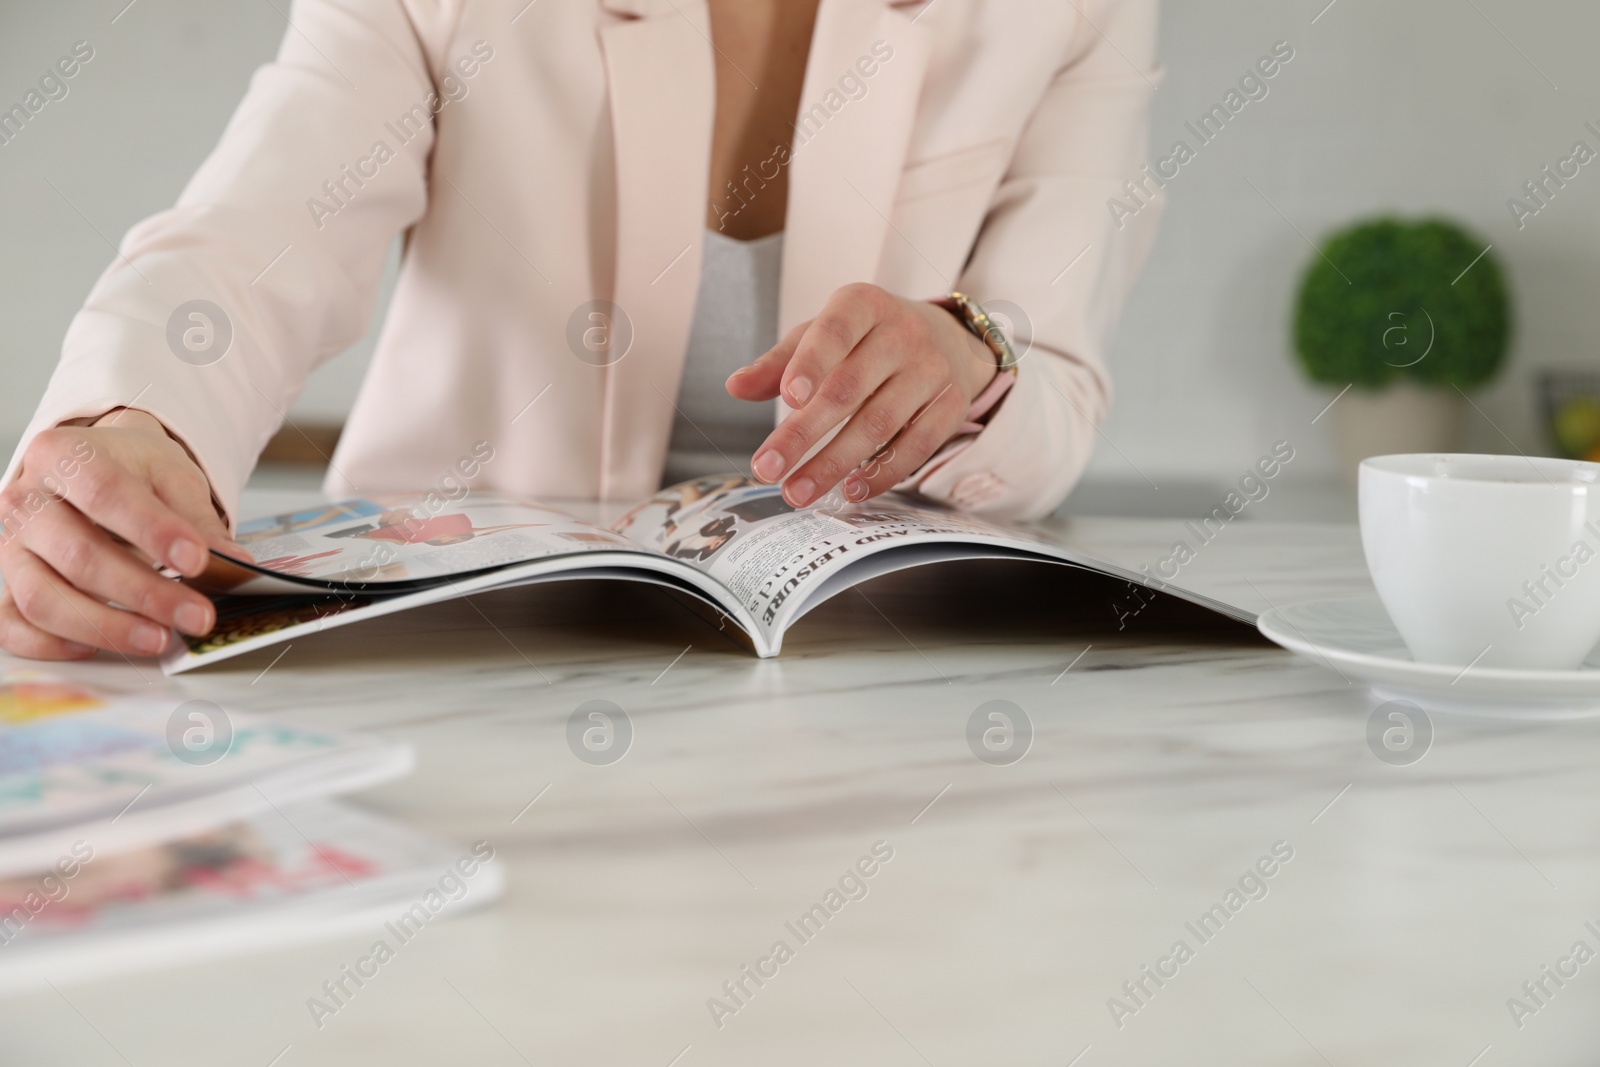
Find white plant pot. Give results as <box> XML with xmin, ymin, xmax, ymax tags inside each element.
<box><xmin>1327</xmin><ymin>382</ymin><xmax>1467</xmax><ymax>481</ymax></box>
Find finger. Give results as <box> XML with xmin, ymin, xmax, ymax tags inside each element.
<box><xmin>750</xmin><ymin>321</ymin><xmax>899</xmax><ymax>485</ymax></box>
<box><xmin>776</xmin><ymin>284</ymin><xmax>884</xmax><ymax>408</ymax></box>
<box><xmin>149</xmin><ymin>453</ymin><xmax>249</xmax><ymax>559</ymax></box>
<box><xmin>780</xmin><ymin>373</ymin><xmax>932</xmax><ymax>508</ymax></box>
<box><xmin>5</xmin><ymin>549</ymin><xmax>172</xmax><ymax>656</ymax></box>
<box><xmin>725</xmin><ymin>321</ymin><xmax>808</xmax><ymax>402</ymax></box>
<box><xmin>19</xmin><ymin>503</ymin><xmax>215</xmax><ymax>636</ymax></box>
<box><xmin>0</xmin><ymin>591</ymin><xmax>97</xmax><ymax>660</ymax></box>
<box><xmin>37</xmin><ymin>444</ymin><xmax>212</xmax><ymax>577</ymax></box>
<box><xmin>843</xmin><ymin>383</ymin><xmax>970</xmax><ymax>502</ymax></box>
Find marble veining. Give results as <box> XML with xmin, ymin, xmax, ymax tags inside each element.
<box><xmin>1</xmin><ymin>506</ymin><xmax>1596</xmax><ymax>1065</ymax></box>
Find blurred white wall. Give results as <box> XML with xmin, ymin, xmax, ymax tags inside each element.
<box><xmin>0</xmin><ymin>0</ymin><xmax>389</xmax><ymax>437</ymax></box>
<box><xmin>2</xmin><ymin>0</ymin><xmax>1597</xmax><ymax>494</ymax></box>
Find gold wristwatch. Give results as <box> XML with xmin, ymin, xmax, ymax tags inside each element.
<box><xmin>937</xmin><ymin>292</ymin><xmax>1019</xmax><ymax>375</ymax></box>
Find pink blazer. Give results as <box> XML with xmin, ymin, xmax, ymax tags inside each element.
<box><xmin>7</xmin><ymin>0</ymin><xmax>1163</xmax><ymax>522</ymax></box>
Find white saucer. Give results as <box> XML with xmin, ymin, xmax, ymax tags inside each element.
<box><xmin>1257</xmin><ymin>596</ymin><xmax>1600</xmax><ymax>720</ymax></box>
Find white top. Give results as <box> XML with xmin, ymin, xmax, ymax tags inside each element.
<box><xmin>661</xmin><ymin>229</ymin><xmax>785</xmax><ymax>487</ymax></box>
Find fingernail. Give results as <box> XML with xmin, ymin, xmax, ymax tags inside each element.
<box><xmin>786</xmin><ymin>376</ymin><xmax>813</xmax><ymax>405</ymax></box>
<box><xmin>133</xmin><ymin>623</ymin><xmax>169</xmax><ymax>655</ymax></box>
<box><xmin>63</xmin><ymin>641</ymin><xmax>94</xmax><ymax>656</ymax></box>
<box><xmin>752</xmin><ymin>449</ymin><xmax>786</xmax><ymax>482</ymax></box>
<box><xmin>168</xmin><ymin>539</ymin><xmax>206</xmax><ymax>574</ymax></box>
<box><xmin>224</xmin><ymin>540</ymin><xmax>254</xmax><ymax>563</ymax></box>
<box><xmin>844</xmin><ymin>474</ymin><xmax>869</xmax><ymax>502</ymax></box>
<box><xmin>175</xmin><ymin>602</ymin><xmax>211</xmax><ymax>635</ymax></box>
<box><xmin>726</xmin><ymin>366</ymin><xmax>751</xmax><ymax>382</ymax></box>
<box><xmin>785</xmin><ymin>477</ymin><xmax>816</xmax><ymax>507</ymax></box>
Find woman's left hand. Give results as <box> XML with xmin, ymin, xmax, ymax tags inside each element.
<box><xmin>725</xmin><ymin>283</ymin><xmax>998</xmax><ymax>508</ymax></box>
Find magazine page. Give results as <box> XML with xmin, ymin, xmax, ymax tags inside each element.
<box><xmin>0</xmin><ymin>671</ymin><xmax>412</xmax><ymax>877</ymax></box>
<box><xmin>214</xmin><ymin>492</ymin><xmax>645</xmax><ymax>593</ymax></box>
<box><xmin>611</xmin><ymin>476</ymin><xmax>1030</xmax><ymax>644</ymax></box>
<box><xmin>613</xmin><ymin>476</ymin><xmax>1257</xmax><ymax>651</ymax></box>
<box><xmin>162</xmin><ymin>553</ymin><xmax>754</xmax><ymax>675</ymax></box>
<box><xmin>0</xmin><ymin>801</ymin><xmax>504</xmax><ymax>993</ymax></box>
<box><xmin>165</xmin><ymin>487</ymin><xmax>776</xmax><ymax>674</ymax></box>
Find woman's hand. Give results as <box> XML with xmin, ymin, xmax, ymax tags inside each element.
<box><xmin>726</xmin><ymin>283</ymin><xmax>998</xmax><ymax>507</ymax></box>
<box><xmin>0</xmin><ymin>410</ymin><xmax>239</xmax><ymax>660</ymax></box>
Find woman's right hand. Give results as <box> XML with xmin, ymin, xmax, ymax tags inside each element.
<box><xmin>0</xmin><ymin>409</ymin><xmax>240</xmax><ymax>660</ymax></box>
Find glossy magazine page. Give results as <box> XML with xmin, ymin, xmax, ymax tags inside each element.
<box><xmin>611</xmin><ymin>476</ymin><xmax>1072</xmax><ymax>647</ymax></box>
<box><xmin>209</xmin><ymin>492</ymin><xmax>645</xmax><ymax>593</ymax></box>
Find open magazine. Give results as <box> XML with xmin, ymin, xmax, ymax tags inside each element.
<box><xmin>165</xmin><ymin>475</ymin><xmax>1255</xmax><ymax>674</ymax></box>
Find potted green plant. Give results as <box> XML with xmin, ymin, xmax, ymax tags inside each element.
<box><xmin>1293</xmin><ymin>217</ymin><xmax>1511</xmax><ymax>476</ymax></box>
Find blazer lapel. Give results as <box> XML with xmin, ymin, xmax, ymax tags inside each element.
<box><xmin>779</xmin><ymin>0</ymin><xmax>934</xmax><ymax>334</ymax></box>
<box><xmin>597</xmin><ymin>0</ymin><xmax>715</xmax><ymax>500</ymax></box>
<box><xmin>595</xmin><ymin>0</ymin><xmax>932</xmax><ymax>495</ymax></box>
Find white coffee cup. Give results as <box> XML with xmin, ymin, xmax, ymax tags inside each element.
<box><xmin>1359</xmin><ymin>453</ymin><xmax>1600</xmax><ymax>670</ymax></box>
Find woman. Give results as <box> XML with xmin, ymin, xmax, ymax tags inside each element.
<box><xmin>0</xmin><ymin>0</ymin><xmax>1162</xmax><ymax>659</ymax></box>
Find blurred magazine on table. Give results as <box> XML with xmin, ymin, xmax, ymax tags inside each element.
<box><xmin>0</xmin><ymin>673</ymin><xmax>410</xmax><ymax>879</ymax></box>
<box><xmin>0</xmin><ymin>674</ymin><xmax>490</xmax><ymax>991</ymax></box>
<box><xmin>166</xmin><ymin>475</ymin><xmax>1255</xmax><ymax>673</ymax></box>
<box><xmin>0</xmin><ymin>801</ymin><xmax>502</xmax><ymax>994</ymax></box>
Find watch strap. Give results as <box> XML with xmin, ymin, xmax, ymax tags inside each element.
<box><xmin>938</xmin><ymin>291</ymin><xmax>1019</xmax><ymax>374</ymax></box>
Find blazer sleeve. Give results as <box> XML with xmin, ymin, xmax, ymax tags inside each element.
<box><xmin>898</xmin><ymin>0</ymin><xmax>1165</xmax><ymax>522</ymax></box>
<box><xmin>2</xmin><ymin>0</ymin><xmax>460</xmax><ymax>524</ymax></box>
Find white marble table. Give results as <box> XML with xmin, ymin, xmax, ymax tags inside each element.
<box><xmin>2</xmin><ymin>509</ymin><xmax>1598</xmax><ymax>1066</ymax></box>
